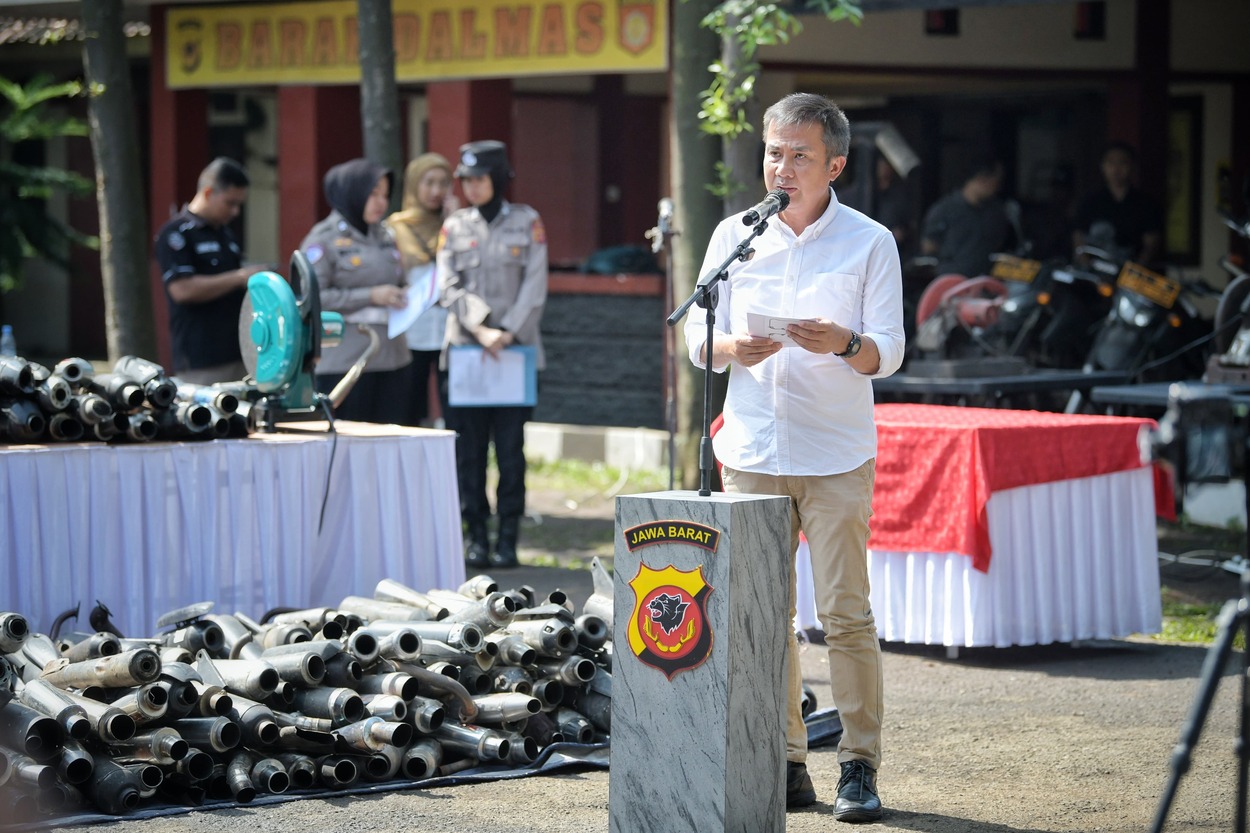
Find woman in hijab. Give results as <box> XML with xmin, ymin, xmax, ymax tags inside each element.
<box><xmin>386</xmin><ymin>153</ymin><xmax>457</xmax><ymax>427</ymax></box>
<box><xmin>300</xmin><ymin>158</ymin><xmax>410</xmax><ymax>423</ymax></box>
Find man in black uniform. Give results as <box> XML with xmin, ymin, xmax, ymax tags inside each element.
<box><xmin>154</xmin><ymin>157</ymin><xmax>269</xmax><ymax>383</ymax></box>
<box><xmin>1072</xmin><ymin>141</ymin><xmax>1163</xmax><ymax>268</ymax></box>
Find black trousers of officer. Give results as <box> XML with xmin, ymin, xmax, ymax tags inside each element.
<box><xmin>316</xmin><ymin>367</ymin><xmax>411</xmax><ymax>425</ymax></box>
<box><xmin>443</xmin><ymin>404</ymin><xmax>531</xmax><ymax>530</ymax></box>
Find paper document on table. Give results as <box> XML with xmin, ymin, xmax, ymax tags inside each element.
<box><xmin>388</xmin><ymin>265</ymin><xmax>439</xmax><ymax>339</ymax></box>
<box><xmin>746</xmin><ymin>312</ymin><xmax>815</xmax><ymax>345</ymax></box>
<box><xmin>448</xmin><ymin>345</ymin><xmax>538</xmax><ymax>407</ymax></box>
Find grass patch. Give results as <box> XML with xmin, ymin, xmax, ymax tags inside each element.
<box><xmin>527</xmin><ymin>457</ymin><xmax>667</xmax><ymax>497</ymax></box>
<box><xmin>1156</xmin><ymin>599</ymin><xmax>1246</xmax><ymax>649</ymax></box>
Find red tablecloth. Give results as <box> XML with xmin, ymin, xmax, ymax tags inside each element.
<box><xmin>868</xmin><ymin>404</ymin><xmax>1173</xmax><ymax>572</ymax></box>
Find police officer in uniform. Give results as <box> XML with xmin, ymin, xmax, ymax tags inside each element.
<box><xmin>154</xmin><ymin>157</ymin><xmax>269</xmax><ymax>384</ymax></box>
<box><xmin>438</xmin><ymin>140</ymin><xmax>548</xmax><ymax>569</ymax></box>
<box><xmin>301</xmin><ymin>158</ymin><xmax>410</xmax><ymax>424</ymax></box>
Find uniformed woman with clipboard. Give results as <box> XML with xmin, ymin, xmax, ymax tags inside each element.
<box><xmin>438</xmin><ymin>140</ymin><xmax>549</xmax><ymax>570</ymax></box>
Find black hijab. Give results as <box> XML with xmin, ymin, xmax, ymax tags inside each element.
<box><xmin>323</xmin><ymin>158</ymin><xmax>394</xmax><ymax>234</ymax></box>
<box><xmin>476</xmin><ymin>167</ymin><xmax>511</xmax><ymax>225</ymax></box>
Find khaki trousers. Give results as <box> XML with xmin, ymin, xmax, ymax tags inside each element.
<box><xmin>722</xmin><ymin>461</ymin><xmax>883</xmax><ymax>769</ymax></box>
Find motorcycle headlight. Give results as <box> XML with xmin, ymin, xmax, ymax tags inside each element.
<box><xmin>1116</xmin><ymin>296</ymin><xmax>1136</xmax><ymax>319</ymax></box>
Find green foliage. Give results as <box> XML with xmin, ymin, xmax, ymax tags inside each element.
<box><xmin>1156</xmin><ymin>599</ymin><xmax>1246</xmax><ymax>649</ymax></box>
<box><xmin>0</xmin><ymin>75</ymin><xmax>98</xmax><ymax>292</ymax></box>
<box><xmin>708</xmin><ymin>160</ymin><xmax>748</xmax><ymax>201</ymax></box>
<box><xmin>526</xmin><ymin>456</ymin><xmax>667</xmax><ymax>496</ymax></box>
<box><xmin>696</xmin><ymin>0</ymin><xmax>862</xmax><ymax>143</ymax></box>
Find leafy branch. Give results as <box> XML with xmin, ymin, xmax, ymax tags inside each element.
<box><xmin>696</xmin><ymin>0</ymin><xmax>863</xmax><ymax>198</ymax></box>
<box><xmin>0</xmin><ymin>75</ymin><xmax>98</xmax><ymax>292</ymax></box>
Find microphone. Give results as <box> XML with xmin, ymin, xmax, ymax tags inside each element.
<box><xmin>742</xmin><ymin>188</ymin><xmax>790</xmax><ymax>225</ymax></box>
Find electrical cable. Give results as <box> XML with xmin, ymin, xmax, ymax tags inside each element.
<box><xmin>1133</xmin><ymin>312</ymin><xmax>1244</xmax><ymax>376</ymax></box>
<box><xmin>1158</xmin><ymin>549</ymin><xmax>1248</xmax><ymax>576</ymax></box>
<box><xmin>316</xmin><ymin>394</ymin><xmax>338</xmax><ymax>535</ymax></box>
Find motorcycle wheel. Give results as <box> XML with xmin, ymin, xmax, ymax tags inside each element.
<box><xmin>1213</xmin><ymin>273</ymin><xmax>1250</xmax><ymax>355</ymax></box>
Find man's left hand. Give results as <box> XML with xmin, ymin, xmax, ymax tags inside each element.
<box><xmin>788</xmin><ymin>318</ymin><xmax>852</xmax><ymax>355</ymax></box>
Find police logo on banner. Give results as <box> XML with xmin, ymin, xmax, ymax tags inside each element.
<box><xmin>619</xmin><ymin>0</ymin><xmax>656</xmax><ymax>55</ymax></box>
<box><xmin>627</xmin><ymin>563</ymin><xmax>713</xmax><ymax>680</ymax></box>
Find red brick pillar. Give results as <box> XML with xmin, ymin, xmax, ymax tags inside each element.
<box><xmin>276</xmin><ymin>86</ymin><xmax>364</xmax><ymax>263</ymax></box>
<box><xmin>426</xmin><ymin>80</ymin><xmax>513</xmax><ymax>168</ymax></box>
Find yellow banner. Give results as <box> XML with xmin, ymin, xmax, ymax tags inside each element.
<box><xmin>167</xmin><ymin>0</ymin><xmax>667</xmax><ymax>88</ymax></box>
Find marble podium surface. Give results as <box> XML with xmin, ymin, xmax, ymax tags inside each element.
<box><xmin>610</xmin><ymin>491</ymin><xmax>791</xmax><ymax>833</ymax></box>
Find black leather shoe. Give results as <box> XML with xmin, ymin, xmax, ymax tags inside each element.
<box><xmin>488</xmin><ymin>541</ymin><xmax>518</xmax><ymax>568</ymax></box>
<box><xmin>833</xmin><ymin>760</ymin><xmax>882</xmax><ymax>823</ymax></box>
<box><xmin>489</xmin><ymin>517</ymin><xmax>520</xmax><ymax>568</ymax></box>
<box><xmin>785</xmin><ymin>761</ymin><xmax>816</xmax><ymax>810</ymax></box>
<box><xmin>465</xmin><ymin>521</ymin><xmax>491</xmax><ymax>569</ymax></box>
<box><xmin>465</xmin><ymin>539</ymin><xmax>490</xmax><ymax>569</ymax></box>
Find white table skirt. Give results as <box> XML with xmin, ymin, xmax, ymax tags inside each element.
<box><xmin>0</xmin><ymin>426</ymin><xmax>465</xmax><ymax>638</ymax></box>
<box><xmin>796</xmin><ymin>467</ymin><xmax>1162</xmax><ymax>648</ymax></box>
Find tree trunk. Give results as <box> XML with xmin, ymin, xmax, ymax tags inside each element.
<box><xmin>720</xmin><ymin>25</ymin><xmax>762</xmax><ymax>216</ymax></box>
<box><xmin>670</xmin><ymin>0</ymin><xmax>726</xmax><ymax>489</ymax></box>
<box><xmin>82</xmin><ymin>0</ymin><xmax>156</xmax><ymax>362</ymax></box>
<box><xmin>357</xmin><ymin>0</ymin><xmax>404</xmax><ymax>214</ymax></box>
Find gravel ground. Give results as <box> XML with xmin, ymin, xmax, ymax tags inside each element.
<box><xmin>36</xmin><ymin>485</ymin><xmax>1249</xmax><ymax>833</ymax></box>
<box><xmin>43</xmin><ymin>637</ymin><xmax>1243</xmax><ymax>833</ymax></box>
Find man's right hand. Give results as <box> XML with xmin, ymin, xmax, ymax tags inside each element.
<box><xmin>710</xmin><ymin>333</ymin><xmax>782</xmax><ymax>369</ymax></box>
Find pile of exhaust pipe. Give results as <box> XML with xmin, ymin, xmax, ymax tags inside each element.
<box><xmin>0</xmin><ymin>353</ymin><xmax>250</xmax><ymax>444</ymax></box>
<box><xmin>0</xmin><ymin>564</ymin><xmax>615</xmax><ymax>823</ymax></box>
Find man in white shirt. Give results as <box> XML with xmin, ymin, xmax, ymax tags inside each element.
<box><xmin>684</xmin><ymin>92</ymin><xmax>905</xmax><ymax>823</ymax></box>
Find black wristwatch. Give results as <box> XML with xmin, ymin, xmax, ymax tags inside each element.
<box><xmin>835</xmin><ymin>330</ymin><xmax>862</xmax><ymax>358</ymax></box>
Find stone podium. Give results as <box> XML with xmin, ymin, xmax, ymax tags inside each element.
<box><xmin>609</xmin><ymin>491</ymin><xmax>791</xmax><ymax>833</ymax></box>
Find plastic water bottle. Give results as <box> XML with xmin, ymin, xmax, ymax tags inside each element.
<box><xmin>0</xmin><ymin>325</ymin><xmax>15</xmax><ymax>357</ymax></box>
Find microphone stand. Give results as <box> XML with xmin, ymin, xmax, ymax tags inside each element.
<box><xmin>666</xmin><ymin>218</ymin><xmax>772</xmax><ymax>496</ymax></box>
<box><xmin>646</xmin><ymin>201</ymin><xmax>680</xmax><ymax>491</ymax></box>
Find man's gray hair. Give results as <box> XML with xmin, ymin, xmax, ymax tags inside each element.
<box><xmin>762</xmin><ymin>93</ymin><xmax>851</xmax><ymax>160</ymax></box>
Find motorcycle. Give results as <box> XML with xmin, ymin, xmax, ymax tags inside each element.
<box><xmin>1203</xmin><ymin>206</ymin><xmax>1250</xmax><ymax>384</ymax></box>
<box><xmin>909</xmin><ymin>200</ymin><xmax>1042</xmax><ymax>368</ymax></box>
<box><xmin>1065</xmin><ymin>256</ymin><xmax>1219</xmax><ymax>412</ymax></box>
<box><xmin>1034</xmin><ymin>255</ymin><xmax>1117</xmax><ymax>368</ymax></box>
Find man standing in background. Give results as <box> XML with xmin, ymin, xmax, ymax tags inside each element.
<box><xmin>154</xmin><ymin>156</ymin><xmax>270</xmax><ymax>384</ymax></box>
<box><xmin>920</xmin><ymin>155</ymin><xmax>1011</xmax><ymax>278</ymax></box>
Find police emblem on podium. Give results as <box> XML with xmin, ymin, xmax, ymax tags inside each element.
<box><xmin>626</xmin><ymin>563</ymin><xmax>713</xmax><ymax>680</ymax></box>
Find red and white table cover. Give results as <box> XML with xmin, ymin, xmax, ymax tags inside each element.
<box><xmin>796</xmin><ymin>404</ymin><xmax>1168</xmax><ymax>648</ymax></box>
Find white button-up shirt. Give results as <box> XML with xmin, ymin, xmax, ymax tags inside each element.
<box><xmin>684</xmin><ymin>188</ymin><xmax>905</xmax><ymax>476</ymax></box>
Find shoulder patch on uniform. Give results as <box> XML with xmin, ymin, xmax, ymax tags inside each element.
<box><xmin>167</xmin><ymin>231</ymin><xmax>185</xmax><ymax>251</ymax></box>
<box><xmin>532</xmin><ymin>218</ymin><xmax>546</xmax><ymax>245</ymax></box>
<box><xmin>306</xmin><ymin>245</ymin><xmax>324</xmax><ymax>264</ymax></box>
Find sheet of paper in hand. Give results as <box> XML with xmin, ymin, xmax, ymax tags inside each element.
<box><xmin>448</xmin><ymin>345</ymin><xmax>538</xmax><ymax>407</ymax></box>
<box><xmin>746</xmin><ymin>312</ymin><xmax>816</xmax><ymax>346</ymax></box>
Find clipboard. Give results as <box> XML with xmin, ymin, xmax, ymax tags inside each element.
<box><xmin>448</xmin><ymin>345</ymin><xmax>538</xmax><ymax>407</ymax></box>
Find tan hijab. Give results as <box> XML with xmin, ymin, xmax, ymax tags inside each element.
<box><xmin>387</xmin><ymin>152</ymin><xmax>451</xmax><ymax>268</ymax></box>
